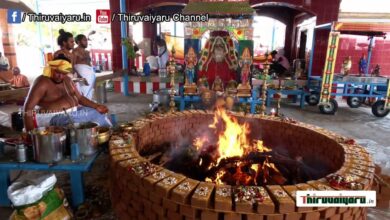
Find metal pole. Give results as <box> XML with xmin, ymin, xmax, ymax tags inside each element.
<box><xmin>271</xmin><ymin>20</ymin><xmax>276</xmax><ymax>50</ymax></box>
<box><xmin>35</xmin><ymin>0</ymin><xmax>44</xmax><ymax>66</ymax></box>
<box><xmin>307</xmin><ymin>28</ymin><xmax>316</xmax><ymax>84</ymax></box>
<box><xmin>120</xmin><ymin>0</ymin><xmax>129</xmax><ymax>96</ymax></box>
<box><xmin>366</xmin><ymin>36</ymin><xmax>374</xmax><ymax>76</ymax></box>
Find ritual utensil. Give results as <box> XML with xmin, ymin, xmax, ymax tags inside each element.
<box><xmin>75</xmin><ymin>122</ymin><xmax>99</xmax><ymax>156</ymax></box>
<box><xmin>63</xmin><ymin>108</ymin><xmax>78</xmax><ymax>159</ymax></box>
<box><xmin>97</xmin><ymin>127</ymin><xmax>111</xmax><ymax>145</ymax></box>
<box><xmin>167</xmin><ymin>49</ymin><xmax>177</xmax><ymax>112</ymax></box>
<box><xmin>260</xmin><ymin>61</ymin><xmax>270</xmax><ymax>116</ymax></box>
<box><xmin>31</xmin><ymin>126</ymin><xmax>66</xmax><ymax>163</ymax></box>
<box><xmin>63</xmin><ymin>108</ymin><xmax>75</xmax><ymax>128</ymax></box>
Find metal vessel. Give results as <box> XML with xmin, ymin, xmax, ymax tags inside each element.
<box><xmin>31</xmin><ymin>127</ymin><xmax>66</xmax><ymax>163</ymax></box>
<box><xmin>76</xmin><ymin>122</ymin><xmax>99</xmax><ymax>156</ymax></box>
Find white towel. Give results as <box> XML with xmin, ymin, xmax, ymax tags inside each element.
<box><xmin>74</xmin><ymin>64</ymin><xmax>96</xmax><ymax>100</ymax></box>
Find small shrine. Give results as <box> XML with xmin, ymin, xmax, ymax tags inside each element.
<box><xmin>182</xmin><ymin>0</ymin><xmax>255</xmax><ymax>98</ymax></box>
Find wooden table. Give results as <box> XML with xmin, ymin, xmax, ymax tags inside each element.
<box><xmin>95</xmin><ymin>71</ymin><xmax>122</xmax><ymax>85</ymax></box>
<box><xmin>0</xmin><ymin>87</ymin><xmax>29</xmax><ymax>102</ymax></box>
<box><xmin>0</xmin><ymin>147</ymin><xmax>100</xmax><ymax>208</ymax></box>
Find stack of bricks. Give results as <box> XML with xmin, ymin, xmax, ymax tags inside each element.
<box><xmin>109</xmin><ymin>110</ymin><xmax>374</xmax><ymax>220</ymax></box>
<box><xmin>373</xmin><ymin>165</ymin><xmax>390</xmax><ymax>209</ymax></box>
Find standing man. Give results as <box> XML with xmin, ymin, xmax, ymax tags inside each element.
<box><xmin>0</xmin><ymin>67</ymin><xmax>29</xmax><ymax>88</ymax></box>
<box><xmin>73</xmin><ymin>34</ymin><xmax>95</xmax><ymax>100</ymax></box>
<box><xmin>0</xmin><ymin>52</ymin><xmax>10</xmax><ymax>71</ymax></box>
<box><xmin>154</xmin><ymin>35</ymin><xmax>169</xmax><ymax>77</ymax></box>
<box><xmin>53</xmin><ymin>29</ymin><xmax>74</xmax><ymax>63</ymax></box>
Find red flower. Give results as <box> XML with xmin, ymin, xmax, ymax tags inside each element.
<box><xmin>344</xmin><ymin>139</ymin><xmax>356</xmax><ymax>145</ymax></box>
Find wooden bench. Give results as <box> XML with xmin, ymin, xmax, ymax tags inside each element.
<box><xmin>0</xmin><ymin>87</ymin><xmax>29</xmax><ymax>102</ymax></box>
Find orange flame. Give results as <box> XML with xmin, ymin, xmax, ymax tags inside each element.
<box><xmin>209</xmin><ymin>108</ymin><xmax>251</xmax><ymax>163</ymax></box>
<box><xmin>194</xmin><ymin>108</ymin><xmax>281</xmax><ymax>186</ymax></box>
<box><xmin>193</xmin><ymin>136</ymin><xmax>209</xmax><ymax>151</ymax></box>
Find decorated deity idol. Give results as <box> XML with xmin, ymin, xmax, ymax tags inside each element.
<box><xmin>183</xmin><ymin>47</ymin><xmax>198</xmax><ymax>95</ymax></box>
<box><xmin>197</xmin><ymin>31</ymin><xmax>238</xmax><ymax>86</ymax></box>
<box><xmin>359</xmin><ymin>54</ymin><xmax>367</xmax><ymax>76</ymax></box>
<box><xmin>226</xmin><ymin>80</ymin><xmax>238</xmax><ymax>95</ymax></box>
<box><xmin>239</xmin><ymin>47</ymin><xmax>252</xmax><ymax>85</ymax></box>
<box><xmin>197</xmin><ymin>76</ymin><xmax>209</xmax><ymax>93</ymax></box>
<box><xmin>237</xmin><ymin>47</ymin><xmax>252</xmax><ymax>97</ymax></box>
<box><xmin>342</xmin><ymin>56</ymin><xmax>352</xmax><ymax>76</ymax></box>
<box><xmin>212</xmin><ymin>75</ymin><xmax>224</xmax><ymax>93</ymax></box>
<box><xmin>184</xmin><ymin>47</ymin><xmax>197</xmax><ymax>84</ymax></box>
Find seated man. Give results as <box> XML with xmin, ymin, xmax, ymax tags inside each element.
<box><xmin>270</xmin><ymin>50</ymin><xmax>290</xmax><ymax>76</ymax></box>
<box><xmin>0</xmin><ymin>67</ymin><xmax>29</xmax><ymax>88</ymax></box>
<box><xmin>0</xmin><ymin>52</ymin><xmax>9</xmax><ymax>71</ymax></box>
<box><xmin>24</xmin><ymin>59</ymin><xmax>112</xmax><ymax>132</ymax></box>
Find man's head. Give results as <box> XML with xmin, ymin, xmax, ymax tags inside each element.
<box><xmin>51</xmin><ymin>68</ymin><xmax>66</xmax><ymax>84</ymax></box>
<box><xmin>75</xmin><ymin>34</ymin><xmax>88</xmax><ymax>48</ymax></box>
<box><xmin>270</xmin><ymin>50</ymin><xmax>278</xmax><ymax>58</ymax></box>
<box><xmin>42</xmin><ymin>58</ymin><xmax>72</xmax><ymax>84</ymax></box>
<box><xmin>57</xmin><ymin>29</ymin><xmax>74</xmax><ymax>50</ymax></box>
<box><xmin>12</xmin><ymin>67</ymin><xmax>20</xmax><ymax>75</ymax></box>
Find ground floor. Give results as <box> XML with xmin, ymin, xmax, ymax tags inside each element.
<box><xmin>0</xmin><ymin>92</ymin><xmax>389</xmax><ymax>219</ymax></box>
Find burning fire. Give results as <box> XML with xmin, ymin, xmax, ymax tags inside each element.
<box><xmin>193</xmin><ymin>108</ymin><xmax>281</xmax><ymax>186</ymax></box>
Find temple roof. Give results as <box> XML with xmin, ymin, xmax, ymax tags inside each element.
<box><xmin>182</xmin><ymin>1</ymin><xmax>254</xmax><ymax>16</ymax></box>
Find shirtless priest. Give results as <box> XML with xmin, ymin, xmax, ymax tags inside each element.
<box><xmin>23</xmin><ymin>58</ymin><xmax>112</xmax><ymax>132</ymax></box>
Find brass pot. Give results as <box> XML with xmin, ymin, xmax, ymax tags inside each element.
<box><xmin>119</xmin><ymin>122</ymin><xmax>134</xmax><ymax>132</ymax></box>
<box><xmin>97</xmin><ymin>127</ymin><xmax>111</xmax><ymax>144</ymax></box>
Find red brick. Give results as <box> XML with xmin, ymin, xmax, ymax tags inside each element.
<box><xmin>180</xmin><ymin>205</ymin><xmax>196</xmax><ymax>218</ymax></box>
<box><xmin>337</xmin><ymin>207</ymin><xmax>348</xmax><ymax>214</ymax></box>
<box><xmin>328</xmin><ymin>214</ymin><xmax>342</xmax><ymax>220</ymax></box>
<box><xmin>246</xmin><ymin>214</ymin><xmax>265</xmax><ymax>220</ymax></box>
<box><xmin>152</xmin><ymin>203</ymin><xmax>166</xmax><ymax>216</ymax></box>
<box><xmin>246</xmin><ymin>214</ymin><xmax>264</xmax><ymax>220</ymax></box>
<box><xmin>150</xmin><ymin>193</ymin><xmax>163</xmax><ymax>205</ymax></box>
<box><xmin>321</xmin><ymin>208</ymin><xmax>337</xmax><ymax>218</ymax></box>
<box><xmin>341</xmin><ymin>209</ymin><xmax>353</xmax><ymax>220</ymax></box>
<box><xmin>163</xmin><ymin>198</ymin><xmax>179</xmax><ymax>212</ymax></box>
<box><xmin>284</xmin><ymin>212</ymin><xmax>302</xmax><ymax>220</ymax></box>
<box><xmin>167</xmin><ymin>209</ymin><xmax>182</xmax><ymax>220</ymax></box>
<box><xmin>131</xmin><ymin>200</ymin><xmax>144</xmax><ymax>212</ymax></box>
<box><xmin>267</xmin><ymin>214</ymin><xmax>284</xmax><ymax>220</ymax></box>
<box><xmin>138</xmin><ymin>213</ymin><xmax>147</xmax><ymax>220</ymax></box>
<box><xmin>201</xmin><ymin>210</ymin><xmax>218</xmax><ymax>220</ymax></box>
<box><xmin>302</xmin><ymin>211</ymin><xmax>321</xmax><ymax>220</ymax></box>
<box><xmin>224</xmin><ymin>213</ymin><xmax>241</xmax><ymax>220</ymax></box>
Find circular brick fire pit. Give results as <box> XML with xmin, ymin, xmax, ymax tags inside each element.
<box><xmin>109</xmin><ymin>110</ymin><xmax>374</xmax><ymax>220</ymax></box>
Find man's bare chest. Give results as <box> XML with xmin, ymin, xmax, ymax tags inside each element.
<box><xmin>42</xmin><ymin>83</ymin><xmax>74</xmax><ymax>101</ymax></box>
